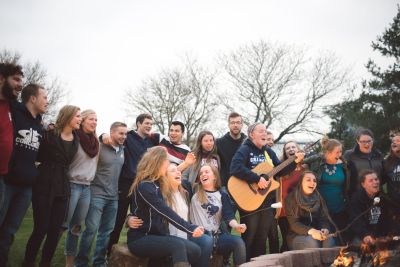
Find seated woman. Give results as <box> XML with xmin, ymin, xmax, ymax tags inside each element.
<box><xmin>190</xmin><ymin>164</ymin><xmax>246</xmax><ymax>267</ymax></box>
<box><xmin>127</xmin><ymin>147</ymin><xmax>203</xmax><ymax>267</ymax></box>
<box><xmin>285</xmin><ymin>171</ymin><xmax>335</xmax><ymax>250</ymax></box>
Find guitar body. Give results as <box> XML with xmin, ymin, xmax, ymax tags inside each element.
<box><xmin>227</xmin><ymin>162</ymin><xmax>280</xmax><ymax>212</ymax></box>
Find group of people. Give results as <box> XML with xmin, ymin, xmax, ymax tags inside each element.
<box><xmin>0</xmin><ymin>62</ymin><xmax>399</xmax><ymax>267</ymax></box>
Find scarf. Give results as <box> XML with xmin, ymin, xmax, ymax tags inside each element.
<box><xmin>76</xmin><ymin>128</ymin><xmax>99</xmax><ymax>158</ymax></box>
<box><xmin>295</xmin><ymin>187</ymin><xmax>321</xmax><ymax>214</ymax></box>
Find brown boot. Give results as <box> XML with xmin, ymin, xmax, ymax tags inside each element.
<box><xmin>65</xmin><ymin>255</ymin><xmax>75</xmax><ymax>267</ymax></box>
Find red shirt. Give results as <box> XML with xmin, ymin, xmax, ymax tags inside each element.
<box><xmin>0</xmin><ymin>100</ymin><xmax>13</xmax><ymax>175</ymax></box>
<box><xmin>278</xmin><ymin>168</ymin><xmax>303</xmax><ymax>217</ymax></box>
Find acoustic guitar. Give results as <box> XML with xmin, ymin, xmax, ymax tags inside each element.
<box><xmin>227</xmin><ymin>140</ymin><xmax>318</xmax><ymax>212</ymax></box>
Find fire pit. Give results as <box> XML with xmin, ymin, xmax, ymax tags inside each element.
<box><xmin>240</xmin><ymin>236</ymin><xmax>400</xmax><ymax>267</ymax></box>
<box><xmin>332</xmin><ymin>236</ymin><xmax>400</xmax><ymax>267</ymax></box>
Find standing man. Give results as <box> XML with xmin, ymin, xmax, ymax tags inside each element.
<box><xmin>344</xmin><ymin>128</ymin><xmax>384</xmax><ymax>195</ymax></box>
<box><xmin>107</xmin><ymin>114</ymin><xmax>154</xmax><ymax>254</ymax></box>
<box><xmin>383</xmin><ymin>134</ymin><xmax>400</xmax><ymax>213</ymax></box>
<box><xmin>150</xmin><ymin>121</ymin><xmax>194</xmax><ymax>172</ymax></box>
<box><xmin>0</xmin><ymin>63</ymin><xmax>23</xmax><ymax>221</ymax></box>
<box><xmin>0</xmin><ymin>84</ymin><xmax>47</xmax><ymax>266</ymax></box>
<box><xmin>216</xmin><ymin>112</ymin><xmax>246</xmax><ymax>187</ymax></box>
<box><xmin>76</xmin><ymin>122</ymin><xmax>127</xmax><ymax>267</ymax></box>
<box><xmin>266</xmin><ymin>130</ymin><xmax>274</xmax><ymax>148</ymax></box>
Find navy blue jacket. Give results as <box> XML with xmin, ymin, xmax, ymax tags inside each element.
<box><xmin>5</xmin><ymin>101</ymin><xmax>43</xmax><ymax>187</ymax></box>
<box><xmin>230</xmin><ymin>139</ymin><xmax>295</xmax><ymax>207</ymax></box>
<box><xmin>230</xmin><ymin>139</ymin><xmax>295</xmax><ymax>184</ymax></box>
<box><xmin>128</xmin><ymin>180</ymin><xmax>198</xmax><ymax>241</ymax></box>
<box><xmin>119</xmin><ymin>130</ymin><xmax>155</xmax><ymax>182</ymax></box>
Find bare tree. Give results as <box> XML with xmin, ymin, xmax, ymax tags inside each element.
<box><xmin>0</xmin><ymin>49</ymin><xmax>69</xmax><ymax>122</ymax></box>
<box><xmin>125</xmin><ymin>58</ymin><xmax>218</xmax><ymax>144</ymax></box>
<box><xmin>220</xmin><ymin>40</ymin><xmax>349</xmax><ymax>142</ymax></box>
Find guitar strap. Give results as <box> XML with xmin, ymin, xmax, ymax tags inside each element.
<box><xmin>264</xmin><ymin>151</ymin><xmax>274</xmax><ymax>166</ymax></box>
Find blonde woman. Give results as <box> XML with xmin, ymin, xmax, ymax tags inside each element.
<box><xmin>23</xmin><ymin>105</ymin><xmax>81</xmax><ymax>267</ymax></box>
<box><xmin>127</xmin><ymin>147</ymin><xmax>203</xmax><ymax>267</ymax></box>
<box><xmin>64</xmin><ymin>109</ymin><xmax>99</xmax><ymax>267</ymax></box>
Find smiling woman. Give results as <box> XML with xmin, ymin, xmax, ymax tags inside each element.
<box><xmin>285</xmin><ymin>171</ymin><xmax>335</xmax><ymax>250</ymax></box>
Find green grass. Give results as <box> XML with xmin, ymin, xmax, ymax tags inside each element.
<box><xmin>9</xmin><ymin>208</ymin><xmax>281</xmax><ymax>267</ymax></box>
<box><xmin>9</xmin><ymin>206</ymin><xmax>128</xmax><ymax>267</ymax></box>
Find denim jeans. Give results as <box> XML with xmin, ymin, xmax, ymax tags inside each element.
<box><xmin>0</xmin><ymin>184</ymin><xmax>32</xmax><ymax>264</ymax></box>
<box><xmin>75</xmin><ymin>197</ymin><xmax>118</xmax><ymax>267</ymax></box>
<box><xmin>0</xmin><ymin>177</ymin><xmax>5</xmax><ymax>226</ymax></box>
<box><xmin>64</xmin><ymin>183</ymin><xmax>91</xmax><ymax>256</ymax></box>
<box><xmin>190</xmin><ymin>232</ymin><xmax>246</xmax><ymax>266</ymax></box>
<box><xmin>128</xmin><ymin>235</ymin><xmax>201</xmax><ymax>265</ymax></box>
<box><xmin>290</xmin><ymin>235</ymin><xmax>335</xmax><ymax>250</ymax></box>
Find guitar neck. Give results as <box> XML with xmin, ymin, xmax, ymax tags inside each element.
<box><xmin>267</xmin><ymin>156</ymin><xmax>296</xmax><ymax>177</ymax></box>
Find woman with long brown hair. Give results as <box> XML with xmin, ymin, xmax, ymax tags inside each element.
<box><xmin>182</xmin><ymin>131</ymin><xmax>220</xmax><ymax>186</ymax></box>
<box><xmin>23</xmin><ymin>105</ymin><xmax>81</xmax><ymax>267</ymax></box>
<box><xmin>285</xmin><ymin>171</ymin><xmax>335</xmax><ymax>250</ymax></box>
<box><xmin>127</xmin><ymin>147</ymin><xmax>203</xmax><ymax>267</ymax></box>
<box><xmin>276</xmin><ymin>141</ymin><xmax>304</xmax><ymax>252</ymax></box>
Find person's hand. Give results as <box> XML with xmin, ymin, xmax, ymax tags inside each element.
<box><xmin>294</xmin><ymin>152</ymin><xmax>305</xmax><ymax>163</ymax></box>
<box><xmin>257</xmin><ymin>177</ymin><xmax>270</xmax><ymax>189</ymax></box>
<box><xmin>127</xmin><ymin>216</ymin><xmax>143</xmax><ymax>229</ymax></box>
<box><xmin>308</xmin><ymin>228</ymin><xmax>325</xmax><ymax>241</ymax></box>
<box><xmin>363</xmin><ymin>235</ymin><xmax>375</xmax><ymax>245</ymax></box>
<box><xmin>234</xmin><ymin>224</ymin><xmax>247</xmax><ymax>234</ymax></box>
<box><xmin>184</xmin><ymin>152</ymin><xmax>196</xmax><ymax>167</ymax></box>
<box><xmin>102</xmin><ymin>133</ymin><xmax>112</xmax><ymax>146</ymax></box>
<box><xmin>192</xmin><ymin>226</ymin><xmax>204</xmax><ymax>238</ymax></box>
<box><xmin>321</xmin><ymin>228</ymin><xmax>330</xmax><ymax>239</ymax></box>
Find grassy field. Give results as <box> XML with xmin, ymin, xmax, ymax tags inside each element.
<box><xmin>9</xmin><ymin>208</ymin><xmax>280</xmax><ymax>267</ymax></box>
<box><xmin>8</xmin><ymin>206</ymin><xmax>128</xmax><ymax>267</ymax></box>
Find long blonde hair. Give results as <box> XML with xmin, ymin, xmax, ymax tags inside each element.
<box><xmin>55</xmin><ymin>105</ymin><xmax>80</xmax><ymax>135</ymax></box>
<box><xmin>195</xmin><ymin>164</ymin><xmax>221</xmax><ymax>205</ymax></box>
<box><xmin>129</xmin><ymin>147</ymin><xmax>171</xmax><ymax>202</ymax></box>
<box><xmin>80</xmin><ymin>109</ymin><xmax>97</xmax><ymax>136</ymax></box>
<box><xmin>165</xmin><ymin>164</ymin><xmax>189</xmax><ymax>210</ymax></box>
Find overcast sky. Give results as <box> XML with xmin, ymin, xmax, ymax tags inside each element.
<box><xmin>1</xmin><ymin>0</ymin><xmax>398</xmax><ymax>136</ymax></box>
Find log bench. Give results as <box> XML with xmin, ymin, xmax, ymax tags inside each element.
<box><xmin>108</xmin><ymin>243</ymin><xmax>224</xmax><ymax>267</ymax></box>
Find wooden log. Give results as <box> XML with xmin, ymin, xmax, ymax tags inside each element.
<box><xmin>108</xmin><ymin>244</ymin><xmax>149</xmax><ymax>267</ymax></box>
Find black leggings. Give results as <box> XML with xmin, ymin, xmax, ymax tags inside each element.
<box><xmin>239</xmin><ymin>208</ymin><xmax>275</xmax><ymax>261</ymax></box>
<box><xmin>24</xmin><ymin>194</ymin><xmax>68</xmax><ymax>264</ymax></box>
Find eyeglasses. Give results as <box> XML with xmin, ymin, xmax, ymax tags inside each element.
<box><xmin>229</xmin><ymin>121</ymin><xmax>242</xmax><ymax>125</ymax></box>
<box><xmin>359</xmin><ymin>140</ymin><xmax>373</xmax><ymax>145</ymax></box>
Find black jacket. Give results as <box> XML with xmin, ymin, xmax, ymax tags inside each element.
<box><xmin>34</xmin><ymin>130</ymin><xmax>79</xmax><ymax>202</ymax></box>
<box><xmin>383</xmin><ymin>154</ymin><xmax>400</xmax><ymax>203</ymax></box>
<box><xmin>119</xmin><ymin>130</ymin><xmax>154</xmax><ymax>182</ymax></box>
<box><xmin>344</xmin><ymin>145</ymin><xmax>384</xmax><ymax>194</ymax></box>
<box><xmin>216</xmin><ymin>132</ymin><xmax>246</xmax><ymax>186</ymax></box>
<box><xmin>5</xmin><ymin>101</ymin><xmax>43</xmax><ymax>187</ymax></box>
<box><xmin>128</xmin><ymin>180</ymin><xmax>198</xmax><ymax>242</ymax></box>
<box><xmin>348</xmin><ymin>189</ymin><xmax>399</xmax><ymax>239</ymax></box>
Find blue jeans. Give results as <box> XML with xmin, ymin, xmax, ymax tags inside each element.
<box><xmin>75</xmin><ymin>197</ymin><xmax>118</xmax><ymax>267</ymax></box>
<box><xmin>0</xmin><ymin>177</ymin><xmax>5</xmax><ymax>226</ymax></box>
<box><xmin>190</xmin><ymin>232</ymin><xmax>246</xmax><ymax>266</ymax></box>
<box><xmin>128</xmin><ymin>235</ymin><xmax>201</xmax><ymax>265</ymax></box>
<box><xmin>290</xmin><ymin>235</ymin><xmax>335</xmax><ymax>250</ymax></box>
<box><xmin>64</xmin><ymin>183</ymin><xmax>91</xmax><ymax>256</ymax></box>
<box><xmin>0</xmin><ymin>184</ymin><xmax>32</xmax><ymax>264</ymax></box>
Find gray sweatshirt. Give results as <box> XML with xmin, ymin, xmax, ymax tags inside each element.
<box><xmin>91</xmin><ymin>142</ymin><xmax>125</xmax><ymax>199</ymax></box>
<box><xmin>68</xmin><ymin>143</ymin><xmax>98</xmax><ymax>185</ymax></box>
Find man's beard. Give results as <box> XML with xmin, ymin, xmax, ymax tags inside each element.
<box><xmin>1</xmin><ymin>80</ymin><xmax>18</xmax><ymax>100</ymax></box>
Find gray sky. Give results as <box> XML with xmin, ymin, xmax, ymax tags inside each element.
<box><xmin>1</xmin><ymin>0</ymin><xmax>398</xmax><ymax>136</ymax></box>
